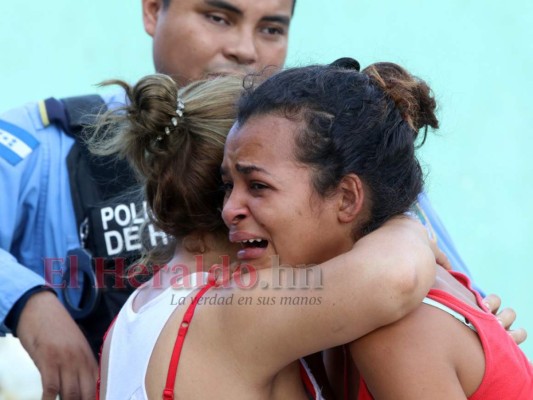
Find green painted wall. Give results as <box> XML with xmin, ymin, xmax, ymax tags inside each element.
<box><xmin>2</xmin><ymin>0</ymin><xmax>532</xmax><ymax>363</ymax></box>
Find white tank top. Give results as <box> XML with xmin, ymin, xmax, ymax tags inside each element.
<box><xmin>104</xmin><ymin>272</ymin><xmax>325</xmax><ymax>399</ymax></box>
<box><xmin>104</xmin><ymin>272</ymin><xmax>207</xmax><ymax>399</ymax></box>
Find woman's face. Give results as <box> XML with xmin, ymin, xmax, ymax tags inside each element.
<box><xmin>221</xmin><ymin>113</ymin><xmax>353</xmax><ymax>270</ymax></box>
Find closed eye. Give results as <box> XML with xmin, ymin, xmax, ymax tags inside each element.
<box><xmin>205</xmin><ymin>13</ymin><xmax>230</xmax><ymax>26</ymax></box>
<box><xmin>221</xmin><ymin>182</ymin><xmax>233</xmax><ymax>194</ymax></box>
<box><xmin>250</xmin><ymin>182</ymin><xmax>268</xmax><ymax>191</ymax></box>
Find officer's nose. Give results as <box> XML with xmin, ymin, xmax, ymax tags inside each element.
<box><xmin>222</xmin><ymin>29</ymin><xmax>258</xmax><ymax>66</ymax></box>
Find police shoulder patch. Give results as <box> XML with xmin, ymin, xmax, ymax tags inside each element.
<box><xmin>0</xmin><ymin>119</ymin><xmax>40</xmax><ymax>166</ymax></box>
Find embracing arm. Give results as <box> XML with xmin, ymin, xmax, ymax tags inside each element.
<box><xmin>215</xmin><ymin>216</ymin><xmax>436</xmax><ymax>372</ymax></box>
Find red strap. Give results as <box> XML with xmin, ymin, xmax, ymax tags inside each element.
<box><xmin>299</xmin><ymin>360</ymin><xmax>317</xmax><ymax>399</ymax></box>
<box><xmin>162</xmin><ymin>278</ymin><xmax>217</xmax><ymax>400</ymax></box>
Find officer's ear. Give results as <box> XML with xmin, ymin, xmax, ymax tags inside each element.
<box><xmin>142</xmin><ymin>0</ymin><xmax>165</xmax><ymax>37</ymax></box>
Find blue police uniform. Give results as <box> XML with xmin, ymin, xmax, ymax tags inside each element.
<box><xmin>415</xmin><ymin>192</ymin><xmax>482</xmax><ymax>294</ymax></box>
<box><xmin>0</xmin><ymin>92</ymin><xmax>126</xmax><ymax>335</ymax></box>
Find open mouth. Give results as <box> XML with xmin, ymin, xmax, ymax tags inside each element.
<box><xmin>239</xmin><ymin>239</ymin><xmax>268</xmax><ymax>249</ymax></box>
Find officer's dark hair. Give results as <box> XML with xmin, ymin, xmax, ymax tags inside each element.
<box><xmin>162</xmin><ymin>0</ymin><xmax>297</xmax><ymax>15</ymax></box>
<box><xmin>90</xmin><ymin>75</ymin><xmax>243</xmax><ymax>264</ymax></box>
<box><xmin>237</xmin><ymin>59</ymin><xmax>438</xmax><ymax>234</ymax></box>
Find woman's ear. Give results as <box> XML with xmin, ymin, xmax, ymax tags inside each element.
<box><xmin>337</xmin><ymin>174</ymin><xmax>365</xmax><ymax>223</ymax></box>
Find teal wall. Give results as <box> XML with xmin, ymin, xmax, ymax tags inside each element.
<box><xmin>290</xmin><ymin>0</ymin><xmax>533</xmax><ymax>350</ymax></box>
<box><xmin>2</xmin><ymin>0</ymin><xmax>532</xmax><ymax>363</ymax></box>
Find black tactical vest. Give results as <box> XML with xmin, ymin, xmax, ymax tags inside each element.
<box><xmin>42</xmin><ymin>95</ymin><xmax>164</xmax><ymax>356</ymax></box>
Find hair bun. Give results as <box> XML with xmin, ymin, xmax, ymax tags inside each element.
<box><xmin>363</xmin><ymin>62</ymin><xmax>439</xmax><ymax>140</ymax></box>
<box><xmin>330</xmin><ymin>57</ymin><xmax>361</xmax><ymax>72</ymax></box>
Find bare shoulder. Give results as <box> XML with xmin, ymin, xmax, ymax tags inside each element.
<box><xmin>349</xmin><ymin>303</ymin><xmax>484</xmax><ymax>399</ymax></box>
<box><xmin>143</xmin><ymin>288</ymin><xmax>284</xmax><ymax>398</ymax></box>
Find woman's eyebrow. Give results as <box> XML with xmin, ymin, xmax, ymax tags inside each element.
<box><xmin>235</xmin><ymin>163</ymin><xmax>270</xmax><ymax>176</ymax></box>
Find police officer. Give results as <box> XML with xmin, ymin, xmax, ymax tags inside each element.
<box><xmin>0</xmin><ymin>1</ymin><xmax>295</xmax><ymax>399</ymax></box>
<box><xmin>0</xmin><ymin>0</ymin><xmax>523</xmax><ymax>399</ymax></box>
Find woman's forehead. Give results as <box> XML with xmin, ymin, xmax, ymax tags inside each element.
<box><xmin>223</xmin><ymin>114</ymin><xmax>301</xmax><ymax>169</ymax></box>
<box><xmin>228</xmin><ymin>114</ymin><xmax>299</xmax><ymax>147</ymax></box>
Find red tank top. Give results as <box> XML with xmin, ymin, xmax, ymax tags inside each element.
<box><xmin>358</xmin><ymin>271</ymin><xmax>533</xmax><ymax>399</ymax></box>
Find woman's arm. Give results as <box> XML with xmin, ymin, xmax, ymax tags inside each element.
<box><xmin>210</xmin><ymin>216</ymin><xmax>436</xmax><ymax>373</ymax></box>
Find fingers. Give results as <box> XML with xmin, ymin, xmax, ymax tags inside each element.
<box><xmin>495</xmin><ymin>307</ymin><xmax>516</xmax><ymax>330</ymax></box>
<box><xmin>59</xmin><ymin>356</ymin><xmax>84</xmax><ymax>400</ymax></box>
<box><xmin>495</xmin><ymin>307</ymin><xmax>528</xmax><ymax>346</ymax></box>
<box><xmin>40</xmin><ymin>366</ymin><xmax>60</xmax><ymax>400</ymax></box>
<box><xmin>16</xmin><ymin>292</ymin><xmax>98</xmax><ymax>400</ymax></box>
<box><xmin>79</xmin><ymin>352</ymin><xmax>99</xmax><ymax>400</ymax></box>
<box><xmin>429</xmin><ymin>240</ymin><xmax>452</xmax><ymax>271</ymax></box>
<box><xmin>40</xmin><ymin>348</ymin><xmax>97</xmax><ymax>400</ymax></box>
<box><xmin>79</xmin><ymin>372</ymin><xmax>98</xmax><ymax>400</ymax></box>
<box><xmin>40</xmin><ymin>340</ymin><xmax>97</xmax><ymax>400</ymax></box>
<box><xmin>435</xmin><ymin>248</ymin><xmax>452</xmax><ymax>271</ymax></box>
<box><xmin>482</xmin><ymin>294</ymin><xmax>527</xmax><ymax>346</ymax></box>
<box><xmin>482</xmin><ymin>293</ymin><xmax>502</xmax><ymax>315</ymax></box>
<box><xmin>57</xmin><ymin>343</ymin><xmax>98</xmax><ymax>400</ymax></box>
<box><xmin>508</xmin><ymin>327</ymin><xmax>528</xmax><ymax>346</ymax></box>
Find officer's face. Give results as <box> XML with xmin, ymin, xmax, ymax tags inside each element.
<box><xmin>142</xmin><ymin>0</ymin><xmax>292</xmax><ymax>86</ymax></box>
